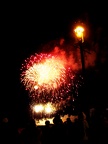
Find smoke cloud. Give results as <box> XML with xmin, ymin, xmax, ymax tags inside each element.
<box><xmin>47</xmin><ymin>38</ymin><xmax>97</xmax><ymax>72</ymax></box>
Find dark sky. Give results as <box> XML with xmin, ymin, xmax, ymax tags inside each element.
<box><xmin>1</xmin><ymin>2</ymin><xmax>108</xmax><ymax>119</ymax></box>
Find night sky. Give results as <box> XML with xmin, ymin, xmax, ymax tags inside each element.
<box><xmin>1</xmin><ymin>2</ymin><xmax>108</xmax><ymax>121</ymax></box>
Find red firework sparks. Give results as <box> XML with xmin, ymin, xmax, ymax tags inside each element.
<box><xmin>20</xmin><ymin>53</ymin><xmax>82</xmax><ymax>104</ymax></box>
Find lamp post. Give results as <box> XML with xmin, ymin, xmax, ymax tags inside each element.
<box><xmin>74</xmin><ymin>25</ymin><xmax>90</xmax><ymax>123</ymax></box>
<box><xmin>74</xmin><ymin>25</ymin><xmax>88</xmax><ymax>118</ymax></box>
<box><xmin>74</xmin><ymin>26</ymin><xmax>85</xmax><ymax>75</ymax></box>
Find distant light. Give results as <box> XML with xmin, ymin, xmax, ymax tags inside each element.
<box><xmin>34</xmin><ymin>104</ymin><xmax>44</xmax><ymax>113</ymax></box>
<box><xmin>33</xmin><ymin>103</ymin><xmax>56</xmax><ymax>114</ymax></box>
<box><xmin>44</xmin><ymin>103</ymin><xmax>55</xmax><ymax>114</ymax></box>
<box><xmin>45</xmin><ymin>106</ymin><xmax>52</xmax><ymax>113</ymax></box>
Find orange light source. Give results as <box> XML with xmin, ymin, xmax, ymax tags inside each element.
<box><xmin>74</xmin><ymin>26</ymin><xmax>84</xmax><ymax>42</ymax></box>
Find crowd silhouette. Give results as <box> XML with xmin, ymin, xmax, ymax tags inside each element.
<box><xmin>0</xmin><ymin>109</ymin><xmax>108</xmax><ymax>144</ymax></box>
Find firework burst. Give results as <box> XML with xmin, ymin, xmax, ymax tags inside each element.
<box><xmin>20</xmin><ymin>52</ymin><xmax>83</xmax><ymax>107</ymax></box>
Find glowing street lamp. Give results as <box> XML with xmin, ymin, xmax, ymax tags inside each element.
<box><xmin>74</xmin><ymin>26</ymin><xmax>84</xmax><ymax>43</ymax></box>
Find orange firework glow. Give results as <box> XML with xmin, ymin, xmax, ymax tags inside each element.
<box><xmin>27</xmin><ymin>56</ymin><xmax>65</xmax><ymax>89</ymax></box>
<box><xmin>20</xmin><ymin>52</ymin><xmax>83</xmax><ymax>105</ymax></box>
<box><xmin>21</xmin><ymin>54</ymin><xmax>66</xmax><ymax>93</ymax></box>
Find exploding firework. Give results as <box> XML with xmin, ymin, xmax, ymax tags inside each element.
<box><xmin>20</xmin><ymin>52</ymin><xmax>83</xmax><ymax>112</ymax></box>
